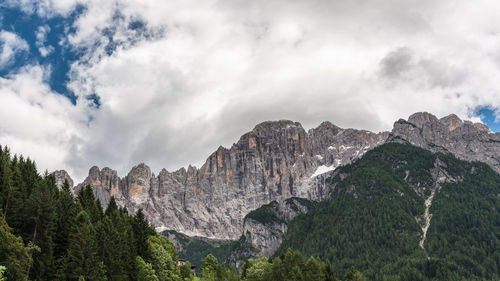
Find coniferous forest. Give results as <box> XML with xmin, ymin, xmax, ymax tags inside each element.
<box><xmin>2</xmin><ymin>142</ymin><xmax>500</xmax><ymax>281</ymax></box>
<box><xmin>0</xmin><ymin>145</ymin><xmax>363</xmax><ymax>280</ymax></box>
<box><xmin>278</xmin><ymin>143</ymin><xmax>500</xmax><ymax>281</ymax></box>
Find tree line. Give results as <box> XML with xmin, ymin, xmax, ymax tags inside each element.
<box><xmin>0</xmin><ymin>145</ymin><xmax>364</xmax><ymax>281</ymax></box>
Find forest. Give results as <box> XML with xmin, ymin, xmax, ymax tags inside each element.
<box><xmin>278</xmin><ymin>143</ymin><xmax>500</xmax><ymax>280</ymax></box>
<box><xmin>0</xmin><ymin>145</ymin><xmax>364</xmax><ymax>281</ymax></box>
<box><xmin>3</xmin><ymin>142</ymin><xmax>499</xmax><ymax>280</ymax></box>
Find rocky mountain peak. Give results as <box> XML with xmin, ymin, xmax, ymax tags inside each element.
<box><xmin>124</xmin><ymin>163</ymin><xmax>152</xmax><ymax>198</ymax></box>
<box><xmin>252</xmin><ymin>120</ymin><xmax>304</xmax><ymax>134</ymax></box>
<box><xmin>392</xmin><ymin>112</ymin><xmax>500</xmax><ymax>173</ymax></box>
<box><xmin>52</xmin><ymin>170</ymin><xmax>73</xmax><ymax>189</ymax></box>
<box><xmin>439</xmin><ymin>114</ymin><xmax>463</xmax><ymax>131</ymax></box>
<box><xmin>88</xmin><ymin>165</ymin><xmax>101</xmax><ymax>179</ymax></box>
<box><xmin>408</xmin><ymin>112</ymin><xmax>440</xmax><ymax>129</ymax></box>
<box><xmin>52</xmin><ymin>112</ymin><xmax>499</xmax><ymax>240</ymax></box>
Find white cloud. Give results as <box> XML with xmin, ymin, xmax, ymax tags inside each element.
<box><xmin>0</xmin><ymin>65</ymin><xmax>90</xmax><ymax>179</ymax></box>
<box><xmin>2</xmin><ymin>0</ymin><xmax>500</xmax><ymax>182</ymax></box>
<box><xmin>0</xmin><ymin>31</ymin><xmax>29</xmax><ymax>68</ymax></box>
<box><xmin>35</xmin><ymin>25</ymin><xmax>55</xmax><ymax>57</ymax></box>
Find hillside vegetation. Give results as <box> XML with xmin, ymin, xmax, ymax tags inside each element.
<box><xmin>278</xmin><ymin>143</ymin><xmax>500</xmax><ymax>280</ymax></box>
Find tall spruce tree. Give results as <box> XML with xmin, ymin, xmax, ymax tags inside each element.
<box><xmin>54</xmin><ymin>179</ymin><xmax>78</xmax><ymax>259</ymax></box>
<box><xmin>133</xmin><ymin>209</ymin><xmax>155</xmax><ymax>259</ymax></box>
<box><xmin>65</xmin><ymin>211</ymin><xmax>107</xmax><ymax>281</ymax></box>
<box><xmin>25</xmin><ymin>177</ymin><xmax>57</xmax><ymax>280</ymax></box>
<box><xmin>0</xmin><ymin>210</ymin><xmax>32</xmax><ymax>281</ymax></box>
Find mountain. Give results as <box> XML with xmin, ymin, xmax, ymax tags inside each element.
<box><xmin>277</xmin><ymin>142</ymin><xmax>500</xmax><ymax>280</ymax></box>
<box><xmin>56</xmin><ymin>120</ymin><xmax>388</xmax><ymax>239</ymax></box>
<box><xmin>163</xmin><ymin>197</ymin><xmax>316</xmax><ymax>270</ymax></box>
<box><xmin>53</xmin><ymin>112</ymin><xmax>500</xmax><ymax>241</ymax></box>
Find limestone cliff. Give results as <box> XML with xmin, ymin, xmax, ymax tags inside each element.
<box><xmin>53</xmin><ymin>112</ymin><xmax>499</xmax><ymax>240</ymax></box>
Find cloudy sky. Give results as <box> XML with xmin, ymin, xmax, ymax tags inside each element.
<box><xmin>1</xmin><ymin>0</ymin><xmax>500</xmax><ymax>182</ymax></box>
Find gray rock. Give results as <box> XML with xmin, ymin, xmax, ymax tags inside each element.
<box><xmin>242</xmin><ymin>198</ymin><xmax>316</xmax><ymax>257</ymax></box>
<box><xmin>52</xmin><ymin>170</ymin><xmax>73</xmax><ymax>189</ymax></box>
<box><xmin>55</xmin><ymin>112</ymin><xmax>499</xmax><ymax>241</ymax></box>
<box><xmin>391</xmin><ymin>112</ymin><xmax>500</xmax><ymax>173</ymax></box>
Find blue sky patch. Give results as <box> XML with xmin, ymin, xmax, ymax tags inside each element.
<box><xmin>475</xmin><ymin>106</ymin><xmax>500</xmax><ymax>132</ymax></box>
<box><xmin>0</xmin><ymin>5</ymin><xmax>85</xmax><ymax>103</ymax></box>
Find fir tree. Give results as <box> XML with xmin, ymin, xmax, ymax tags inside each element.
<box><xmin>133</xmin><ymin>209</ymin><xmax>155</xmax><ymax>259</ymax></box>
<box><xmin>0</xmin><ymin>210</ymin><xmax>32</xmax><ymax>281</ymax></box>
<box><xmin>25</xmin><ymin>178</ymin><xmax>57</xmax><ymax>280</ymax></box>
<box><xmin>65</xmin><ymin>211</ymin><xmax>107</xmax><ymax>281</ymax></box>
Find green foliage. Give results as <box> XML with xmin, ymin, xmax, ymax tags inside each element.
<box><xmin>163</xmin><ymin>230</ymin><xmax>257</xmax><ymax>272</ymax></box>
<box><xmin>179</xmin><ymin>261</ymin><xmax>194</xmax><ymax>280</ymax></box>
<box><xmin>240</xmin><ymin>248</ymin><xmax>339</xmax><ymax>281</ymax></box>
<box><xmin>0</xmin><ymin>211</ymin><xmax>32</xmax><ymax>281</ymax></box>
<box><xmin>344</xmin><ymin>267</ymin><xmax>366</xmax><ymax>281</ymax></box>
<box><xmin>136</xmin><ymin>256</ymin><xmax>159</xmax><ymax>281</ymax></box>
<box><xmin>199</xmin><ymin>254</ymin><xmax>238</xmax><ymax>281</ymax></box>
<box><xmin>278</xmin><ymin>143</ymin><xmax>500</xmax><ymax>280</ymax></box>
<box><xmin>0</xmin><ymin>145</ymin><xmax>191</xmax><ymax>281</ymax></box>
<box><xmin>243</xmin><ymin>257</ymin><xmax>272</xmax><ymax>281</ymax></box>
<box><xmin>0</xmin><ymin>265</ymin><xmax>5</xmax><ymax>281</ymax></box>
<box><xmin>147</xmin><ymin>235</ymin><xmax>182</xmax><ymax>281</ymax></box>
<box><xmin>284</xmin><ymin>197</ymin><xmax>317</xmax><ymax>213</ymax></box>
<box><xmin>245</xmin><ymin>201</ymin><xmax>283</xmax><ymax>225</ymax></box>
<box><xmin>64</xmin><ymin>211</ymin><xmax>107</xmax><ymax>281</ymax></box>
<box><xmin>133</xmin><ymin>209</ymin><xmax>156</xmax><ymax>259</ymax></box>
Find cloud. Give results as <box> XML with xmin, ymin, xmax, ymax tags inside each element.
<box><xmin>2</xmin><ymin>0</ymin><xmax>500</xmax><ymax>182</ymax></box>
<box><xmin>0</xmin><ymin>31</ymin><xmax>29</xmax><ymax>68</ymax></box>
<box><xmin>0</xmin><ymin>65</ymin><xmax>90</xmax><ymax>178</ymax></box>
<box><xmin>35</xmin><ymin>25</ymin><xmax>54</xmax><ymax>57</ymax></box>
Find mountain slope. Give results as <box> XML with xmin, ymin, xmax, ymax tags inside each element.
<box><xmin>163</xmin><ymin>197</ymin><xmax>316</xmax><ymax>270</ymax></box>
<box><xmin>53</xmin><ymin>112</ymin><xmax>500</xmax><ymax>241</ymax></box>
<box><xmin>277</xmin><ymin>143</ymin><xmax>500</xmax><ymax>280</ymax></box>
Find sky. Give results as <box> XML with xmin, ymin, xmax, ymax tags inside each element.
<box><xmin>0</xmin><ymin>0</ymin><xmax>500</xmax><ymax>182</ymax></box>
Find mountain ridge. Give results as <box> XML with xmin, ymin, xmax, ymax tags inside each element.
<box><xmin>52</xmin><ymin>112</ymin><xmax>500</xmax><ymax>240</ymax></box>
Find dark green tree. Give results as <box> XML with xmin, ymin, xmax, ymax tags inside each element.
<box><xmin>0</xmin><ymin>210</ymin><xmax>32</xmax><ymax>281</ymax></box>
<box><xmin>64</xmin><ymin>211</ymin><xmax>107</xmax><ymax>281</ymax></box>
<box><xmin>136</xmin><ymin>256</ymin><xmax>159</xmax><ymax>281</ymax></box>
<box><xmin>25</xmin><ymin>177</ymin><xmax>57</xmax><ymax>280</ymax></box>
<box><xmin>133</xmin><ymin>209</ymin><xmax>155</xmax><ymax>259</ymax></box>
<box><xmin>54</xmin><ymin>180</ymin><xmax>78</xmax><ymax>260</ymax></box>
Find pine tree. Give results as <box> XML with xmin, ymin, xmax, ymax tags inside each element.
<box><xmin>77</xmin><ymin>185</ymin><xmax>103</xmax><ymax>224</ymax></box>
<box><xmin>133</xmin><ymin>209</ymin><xmax>155</xmax><ymax>259</ymax></box>
<box><xmin>65</xmin><ymin>211</ymin><xmax>107</xmax><ymax>281</ymax></box>
<box><xmin>7</xmin><ymin>160</ymin><xmax>28</xmax><ymax>233</ymax></box>
<box><xmin>105</xmin><ymin>196</ymin><xmax>118</xmax><ymax>216</ymax></box>
<box><xmin>0</xmin><ymin>150</ymin><xmax>14</xmax><ymax>220</ymax></box>
<box><xmin>96</xmin><ymin>215</ymin><xmax>129</xmax><ymax>280</ymax></box>
<box><xmin>54</xmin><ymin>179</ymin><xmax>78</xmax><ymax>259</ymax></box>
<box><xmin>25</xmin><ymin>178</ymin><xmax>57</xmax><ymax>280</ymax></box>
<box><xmin>0</xmin><ymin>210</ymin><xmax>32</xmax><ymax>281</ymax></box>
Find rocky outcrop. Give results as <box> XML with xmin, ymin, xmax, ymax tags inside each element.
<box><xmin>72</xmin><ymin>166</ymin><xmax>121</xmax><ymax>207</ymax></box>
<box><xmin>391</xmin><ymin>112</ymin><xmax>500</xmax><ymax>174</ymax></box>
<box><xmin>242</xmin><ymin>197</ymin><xmax>316</xmax><ymax>257</ymax></box>
<box><xmin>70</xmin><ymin>120</ymin><xmax>386</xmax><ymax>239</ymax></box>
<box><xmin>52</xmin><ymin>112</ymin><xmax>500</xmax><ymax>241</ymax></box>
<box><xmin>52</xmin><ymin>170</ymin><xmax>73</xmax><ymax>189</ymax></box>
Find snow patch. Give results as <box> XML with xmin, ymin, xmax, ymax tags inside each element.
<box><xmin>328</xmin><ymin>146</ymin><xmax>336</xmax><ymax>150</ymax></box>
<box><xmin>315</xmin><ymin>154</ymin><xmax>323</xmax><ymax>160</ymax></box>
<box><xmin>311</xmin><ymin>165</ymin><xmax>337</xmax><ymax>178</ymax></box>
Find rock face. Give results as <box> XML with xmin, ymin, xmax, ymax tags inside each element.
<box><xmin>52</xmin><ymin>170</ymin><xmax>74</xmax><ymax>189</ymax></box>
<box><xmin>242</xmin><ymin>197</ymin><xmax>316</xmax><ymax>257</ymax></box>
<box><xmin>391</xmin><ymin>112</ymin><xmax>500</xmax><ymax>174</ymax></box>
<box><xmin>52</xmin><ymin>112</ymin><xmax>500</xmax><ymax>240</ymax></box>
